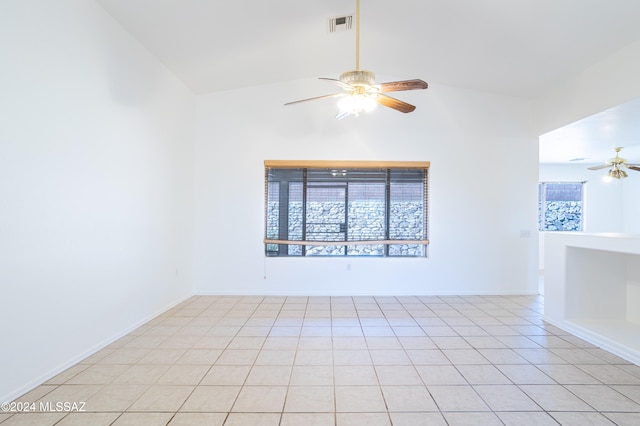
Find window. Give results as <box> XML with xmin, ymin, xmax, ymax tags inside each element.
<box><xmin>265</xmin><ymin>160</ymin><xmax>429</xmax><ymax>257</ymax></box>
<box><xmin>538</xmin><ymin>182</ymin><xmax>584</xmax><ymax>231</ymax></box>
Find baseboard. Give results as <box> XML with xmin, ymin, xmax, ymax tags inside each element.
<box><xmin>543</xmin><ymin>316</ymin><xmax>640</xmax><ymax>366</ymax></box>
<box><xmin>194</xmin><ymin>290</ymin><xmax>540</xmax><ymax>297</ymax></box>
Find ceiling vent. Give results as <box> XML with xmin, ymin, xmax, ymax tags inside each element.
<box><xmin>328</xmin><ymin>15</ymin><xmax>353</xmax><ymax>33</ymax></box>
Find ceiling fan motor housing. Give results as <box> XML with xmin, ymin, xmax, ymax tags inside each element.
<box><xmin>340</xmin><ymin>70</ymin><xmax>376</xmax><ymax>88</ymax></box>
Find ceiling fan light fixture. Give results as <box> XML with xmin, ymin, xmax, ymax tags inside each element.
<box><xmin>337</xmin><ymin>93</ymin><xmax>377</xmax><ymax>117</ymax></box>
<box><xmin>608</xmin><ymin>167</ymin><xmax>628</xmax><ymax>179</ymax></box>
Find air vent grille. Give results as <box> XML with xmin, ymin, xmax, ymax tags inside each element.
<box><xmin>328</xmin><ymin>15</ymin><xmax>353</xmax><ymax>33</ymax></box>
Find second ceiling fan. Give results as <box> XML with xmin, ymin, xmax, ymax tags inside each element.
<box><xmin>587</xmin><ymin>147</ymin><xmax>640</xmax><ymax>179</ymax></box>
<box><xmin>285</xmin><ymin>0</ymin><xmax>428</xmax><ymax>119</ymax></box>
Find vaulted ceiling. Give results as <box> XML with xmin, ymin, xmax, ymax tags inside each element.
<box><xmin>96</xmin><ymin>0</ymin><xmax>640</xmax><ymax>97</ymax></box>
<box><xmin>96</xmin><ymin>0</ymin><xmax>640</xmax><ymax>163</ymax></box>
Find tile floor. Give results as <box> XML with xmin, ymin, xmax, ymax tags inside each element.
<box><xmin>3</xmin><ymin>295</ymin><xmax>640</xmax><ymax>425</ymax></box>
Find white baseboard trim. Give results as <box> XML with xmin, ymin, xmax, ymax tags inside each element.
<box><xmin>194</xmin><ymin>291</ymin><xmax>540</xmax><ymax>297</ymax></box>
<box><xmin>543</xmin><ymin>316</ymin><xmax>640</xmax><ymax>366</ymax></box>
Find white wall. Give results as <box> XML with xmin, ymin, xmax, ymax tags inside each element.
<box><xmin>193</xmin><ymin>79</ymin><xmax>539</xmax><ymax>296</ymax></box>
<box><xmin>0</xmin><ymin>0</ymin><xmax>195</xmax><ymax>402</ymax></box>
<box><xmin>622</xmin><ymin>176</ymin><xmax>640</xmax><ymax>234</ymax></box>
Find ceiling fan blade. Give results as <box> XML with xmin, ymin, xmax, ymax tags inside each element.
<box><xmin>627</xmin><ymin>165</ymin><xmax>640</xmax><ymax>172</ymax></box>
<box><xmin>587</xmin><ymin>164</ymin><xmax>611</xmax><ymax>170</ymax></box>
<box><xmin>379</xmin><ymin>79</ymin><xmax>428</xmax><ymax>93</ymax></box>
<box><xmin>376</xmin><ymin>94</ymin><xmax>416</xmax><ymax>113</ymax></box>
<box><xmin>285</xmin><ymin>92</ymin><xmax>345</xmax><ymax>106</ymax></box>
<box><xmin>319</xmin><ymin>77</ymin><xmax>354</xmax><ymax>90</ymax></box>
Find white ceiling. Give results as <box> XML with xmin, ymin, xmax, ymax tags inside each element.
<box><xmin>539</xmin><ymin>98</ymin><xmax>640</xmax><ymax>165</ymax></box>
<box><xmin>96</xmin><ymin>0</ymin><xmax>640</xmax><ymax>164</ymax></box>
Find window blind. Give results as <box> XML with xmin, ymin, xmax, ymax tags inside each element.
<box><xmin>264</xmin><ymin>161</ymin><xmax>429</xmax><ymax>257</ymax></box>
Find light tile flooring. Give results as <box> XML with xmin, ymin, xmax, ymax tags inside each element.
<box><xmin>3</xmin><ymin>295</ymin><xmax>640</xmax><ymax>425</ymax></box>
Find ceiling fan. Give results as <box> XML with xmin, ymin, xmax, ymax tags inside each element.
<box><xmin>285</xmin><ymin>0</ymin><xmax>428</xmax><ymax>119</ymax></box>
<box><xmin>587</xmin><ymin>147</ymin><xmax>640</xmax><ymax>179</ymax></box>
